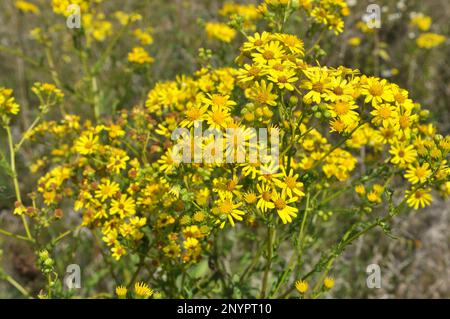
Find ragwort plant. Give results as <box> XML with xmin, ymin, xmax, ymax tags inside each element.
<box><xmin>0</xmin><ymin>0</ymin><xmax>449</xmax><ymax>299</ymax></box>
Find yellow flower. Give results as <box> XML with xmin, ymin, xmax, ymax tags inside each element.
<box><xmin>275</xmin><ymin>168</ymin><xmax>305</xmax><ymax>199</ymax></box>
<box><xmin>416</xmin><ymin>33</ymin><xmax>446</xmax><ymax>49</ymax></box>
<box><xmin>74</xmin><ymin>132</ymin><xmax>99</xmax><ymax>155</ymax></box>
<box><xmin>404</xmin><ymin>163</ymin><xmax>432</xmax><ymax>185</ymax></box>
<box><xmin>95</xmin><ymin>180</ymin><xmax>120</xmax><ymax>202</ymax></box>
<box><xmin>406</xmin><ymin>188</ymin><xmax>432</xmax><ymax>209</ymax></box>
<box><xmin>205</xmin><ymin>22</ymin><xmax>236</xmax><ymax>43</ymax></box>
<box><xmin>256</xmin><ymin>183</ymin><xmax>275</xmax><ymax>212</ymax></box>
<box><xmin>183</xmin><ymin>237</ymin><xmax>199</xmax><ymax>250</ymax></box>
<box><xmin>111</xmin><ymin>244</ymin><xmax>126</xmax><ymax>260</ymax></box>
<box><xmin>362</xmin><ymin>78</ymin><xmax>394</xmax><ymax>106</ymax></box>
<box><xmin>214</xmin><ymin>194</ymin><xmax>245</xmax><ymax>228</ymax></box>
<box><xmin>355</xmin><ymin>184</ymin><xmax>365</xmax><ymax>195</ymax></box>
<box><xmin>267</xmin><ymin>68</ymin><xmax>298</xmax><ymax>91</ymax></box>
<box><xmin>410</xmin><ymin>13</ymin><xmax>432</xmax><ymax>31</ymax></box>
<box><xmin>347</xmin><ymin>37</ymin><xmax>361</xmax><ymax>46</ymax></box>
<box><xmin>328</xmin><ymin>100</ymin><xmax>359</xmax><ymax>126</ymax></box>
<box><xmin>15</xmin><ymin>1</ymin><xmax>40</xmax><ymax>14</ymax></box>
<box><xmin>110</xmin><ymin>194</ymin><xmax>136</xmax><ymax>218</ymax></box>
<box><xmin>272</xmin><ymin>192</ymin><xmax>298</xmax><ymax>224</ymax></box>
<box><xmin>295</xmin><ymin>280</ymin><xmax>308</xmax><ymax>294</ymax></box>
<box><xmin>180</xmin><ymin>104</ymin><xmax>208</xmax><ymax>128</ymax></box>
<box><xmin>246</xmin><ymin>80</ymin><xmax>278</xmax><ymax>106</ymax></box>
<box><xmin>107</xmin><ymin>154</ymin><xmax>130</xmax><ymax>174</ymax></box>
<box><xmin>324</xmin><ymin>277</ymin><xmax>335</xmax><ymax>289</ymax></box>
<box><xmin>206</xmin><ymin>105</ymin><xmax>232</xmax><ymax>129</ymax></box>
<box><xmin>301</xmin><ymin>68</ymin><xmax>332</xmax><ymax>104</ymax></box>
<box><xmin>251</xmin><ymin>41</ymin><xmax>285</xmax><ymax>65</ymax></box>
<box><xmin>134</xmin><ymin>282</ymin><xmax>153</xmax><ymax>299</ymax></box>
<box><xmin>128</xmin><ymin>47</ymin><xmax>154</xmax><ymax>64</ymax></box>
<box><xmin>389</xmin><ymin>144</ymin><xmax>417</xmax><ymax>167</ymax></box>
<box><xmin>158</xmin><ymin>148</ymin><xmax>178</xmax><ymax>174</ymax></box>
<box><xmin>133</xmin><ymin>28</ymin><xmax>154</xmax><ymax>45</ymax></box>
<box><xmin>371</xmin><ymin>103</ymin><xmax>398</xmax><ymax>128</ymax></box>
<box><xmin>243</xmin><ymin>32</ymin><xmax>272</xmax><ymax>52</ymax></box>
<box><xmin>115</xmin><ymin>286</ymin><xmax>127</xmax><ymax>298</ymax></box>
<box><xmin>367</xmin><ymin>191</ymin><xmax>381</xmax><ymax>204</ymax></box>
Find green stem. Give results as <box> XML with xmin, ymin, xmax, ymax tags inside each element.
<box><xmin>6</xmin><ymin>126</ymin><xmax>33</xmax><ymax>241</ymax></box>
<box><xmin>0</xmin><ymin>228</ymin><xmax>33</xmax><ymax>242</ymax></box>
<box><xmin>260</xmin><ymin>224</ymin><xmax>275</xmax><ymax>298</ymax></box>
<box><xmin>15</xmin><ymin>114</ymin><xmax>42</xmax><ymax>152</ymax></box>
<box><xmin>5</xmin><ymin>274</ymin><xmax>31</xmax><ymax>298</ymax></box>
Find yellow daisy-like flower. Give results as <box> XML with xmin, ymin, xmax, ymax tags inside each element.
<box><xmin>115</xmin><ymin>285</ymin><xmax>127</xmax><ymax>299</ymax></box>
<box><xmin>246</xmin><ymin>80</ymin><xmax>278</xmax><ymax>106</ymax></box>
<box><xmin>110</xmin><ymin>194</ymin><xmax>136</xmax><ymax>218</ymax></box>
<box><xmin>95</xmin><ymin>180</ymin><xmax>120</xmax><ymax>202</ymax></box>
<box><xmin>404</xmin><ymin>163</ymin><xmax>432</xmax><ymax>185</ymax></box>
<box><xmin>206</xmin><ymin>105</ymin><xmax>232</xmax><ymax>129</ymax></box>
<box><xmin>134</xmin><ymin>282</ymin><xmax>153</xmax><ymax>299</ymax></box>
<box><xmin>328</xmin><ymin>100</ymin><xmax>359</xmax><ymax>126</ymax></box>
<box><xmin>214</xmin><ymin>194</ymin><xmax>245</xmax><ymax>229</ymax></box>
<box><xmin>389</xmin><ymin>144</ymin><xmax>417</xmax><ymax>167</ymax></box>
<box><xmin>74</xmin><ymin>132</ymin><xmax>99</xmax><ymax>155</ymax></box>
<box><xmin>362</xmin><ymin>78</ymin><xmax>394</xmax><ymax>106</ymax></box>
<box><xmin>251</xmin><ymin>41</ymin><xmax>285</xmax><ymax>65</ymax></box>
<box><xmin>406</xmin><ymin>188</ymin><xmax>432</xmax><ymax>209</ymax></box>
<box><xmin>256</xmin><ymin>183</ymin><xmax>275</xmax><ymax>212</ymax></box>
<box><xmin>275</xmin><ymin>168</ymin><xmax>305</xmax><ymax>199</ymax></box>
<box><xmin>267</xmin><ymin>68</ymin><xmax>298</xmax><ymax>91</ymax></box>
<box><xmin>272</xmin><ymin>191</ymin><xmax>298</xmax><ymax>224</ymax></box>
<box><xmin>107</xmin><ymin>154</ymin><xmax>130</xmax><ymax>174</ymax></box>
<box><xmin>371</xmin><ymin>103</ymin><xmax>398</xmax><ymax>128</ymax></box>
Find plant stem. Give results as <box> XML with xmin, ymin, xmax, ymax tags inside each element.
<box><xmin>6</xmin><ymin>126</ymin><xmax>33</xmax><ymax>241</ymax></box>
<box><xmin>15</xmin><ymin>114</ymin><xmax>42</xmax><ymax>152</ymax></box>
<box><xmin>0</xmin><ymin>228</ymin><xmax>33</xmax><ymax>242</ymax></box>
<box><xmin>5</xmin><ymin>274</ymin><xmax>31</xmax><ymax>298</ymax></box>
<box><xmin>271</xmin><ymin>192</ymin><xmax>310</xmax><ymax>297</ymax></box>
<box><xmin>260</xmin><ymin>224</ymin><xmax>275</xmax><ymax>298</ymax></box>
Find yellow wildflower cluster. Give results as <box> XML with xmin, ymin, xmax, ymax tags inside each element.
<box><xmin>15</xmin><ymin>0</ymin><xmax>40</xmax><ymax>14</ymax></box>
<box><xmin>0</xmin><ymin>88</ymin><xmax>20</xmax><ymax>125</ymax></box>
<box><xmin>205</xmin><ymin>22</ymin><xmax>237</xmax><ymax>43</ymax></box>
<box><xmin>416</xmin><ymin>33</ymin><xmax>446</xmax><ymax>49</ymax></box>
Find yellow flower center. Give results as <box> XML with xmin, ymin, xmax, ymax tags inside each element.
<box><xmin>256</xmin><ymin>92</ymin><xmax>269</xmax><ymax>104</ymax></box>
<box><xmin>333</xmin><ymin>86</ymin><xmax>344</xmax><ymax>95</ymax></box>
<box><xmin>262</xmin><ymin>50</ymin><xmax>275</xmax><ymax>60</ymax></box>
<box><xmin>399</xmin><ymin>115</ymin><xmax>410</xmax><ymax>129</ymax></box>
<box><xmin>254</xmin><ymin>39</ymin><xmax>264</xmax><ymax>46</ymax></box>
<box><xmin>262</xmin><ymin>191</ymin><xmax>272</xmax><ymax>201</ymax></box>
<box><xmin>394</xmin><ymin>93</ymin><xmax>406</xmax><ymax>103</ymax></box>
<box><xmin>312</xmin><ymin>82</ymin><xmax>323</xmax><ymax>92</ymax></box>
<box><xmin>285</xmin><ymin>176</ymin><xmax>297</xmax><ymax>189</ymax></box>
<box><xmin>219</xmin><ymin>200</ymin><xmax>233</xmax><ymax>214</ymax></box>
<box><xmin>369</xmin><ymin>83</ymin><xmax>383</xmax><ymax>96</ymax></box>
<box><xmin>274</xmin><ymin>198</ymin><xmax>286</xmax><ymax>210</ymax></box>
<box><xmin>277</xmin><ymin>75</ymin><xmax>288</xmax><ymax>83</ymax></box>
<box><xmin>248</xmin><ymin>66</ymin><xmax>261</xmax><ymax>77</ymax></box>
<box><xmin>186</xmin><ymin>108</ymin><xmax>202</xmax><ymax>120</ymax></box>
<box><xmin>334</xmin><ymin>101</ymin><xmax>350</xmax><ymax>115</ymax></box>
<box><xmin>212</xmin><ymin>95</ymin><xmax>226</xmax><ymax>107</ymax></box>
<box><xmin>378</xmin><ymin>106</ymin><xmax>392</xmax><ymax>119</ymax></box>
